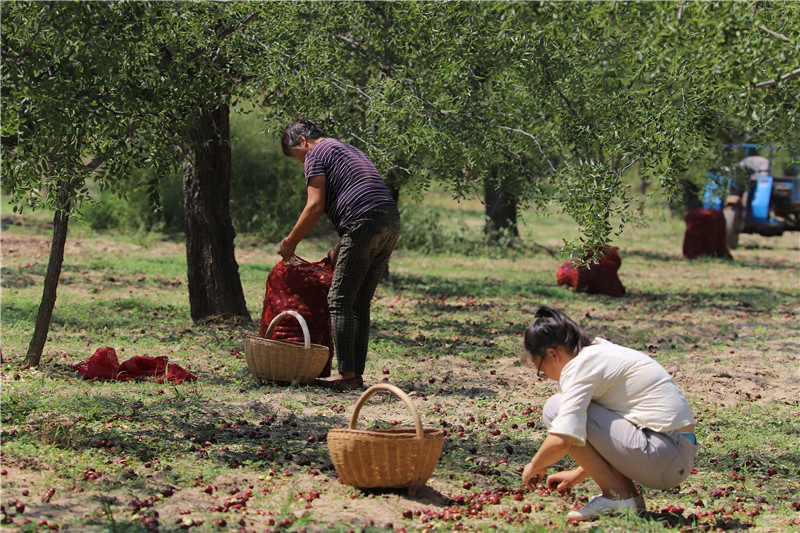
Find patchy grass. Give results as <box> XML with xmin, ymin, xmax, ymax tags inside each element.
<box><xmin>1</xmin><ymin>196</ymin><xmax>799</xmax><ymax>532</ymax></box>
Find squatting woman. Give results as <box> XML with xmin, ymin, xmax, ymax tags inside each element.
<box><xmin>521</xmin><ymin>306</ymin><xmax>697</xmax><ymax>521</ymax></box>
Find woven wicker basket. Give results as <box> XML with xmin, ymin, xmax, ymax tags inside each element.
<box><xmin>244</xmin><ymin>310</ymin><xmax>329</xmax><ymax>385</ymax></box>
<box><xmin>327</xmin><ymin>383</ymin><xmax>444</xmax><ymax>493</ymax></box>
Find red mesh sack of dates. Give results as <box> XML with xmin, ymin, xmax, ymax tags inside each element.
<box><xmin>682</xmin><ymin>208</ymin><xmax>732</xmax><ymax>260</ymax></box>
<box><xmin>259</xmin><ymin>255</ymin><xmax>334</xmax><ymax>378</ymax></box>
<box><xmin>557</xmin><ymin>246</ymin><xmax>626</xmax><ymax>297</ymax></box>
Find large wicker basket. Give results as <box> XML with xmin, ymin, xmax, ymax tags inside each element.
<box><xmin>327</xmin><ymin>383</ymin><xmax>444</xmax><ymax>493</ymax></box>
<box><xmin>244</xmin><ymin>310</ymin><xmax>329</xmax><ymax>385</ymax></box>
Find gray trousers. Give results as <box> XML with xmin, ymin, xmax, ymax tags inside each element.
<box><xmin>543</xmin><ymin>394</ymin><xmax>698</xmax><ymax>489</ymax></box>
<box><xmin>329</xmin><ymin>205</ymin><xmax>400</xmax><ymax>375</ymax></box>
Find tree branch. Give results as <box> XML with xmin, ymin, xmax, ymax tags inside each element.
<box><xmin>753</xmin><ymin>66</ymin><xmax>800</xmax><ymax>88</ymax></box>
<box><xmin>186</xmin><ymin>10</ymin><xmax>259</xmax><ymax>64</ymax></box>
<box><xmin>85</xmin><ymin>157</ymin><xmax>105</xmax><ymax>171</ymax></box>
<box><xmin>335</xmin><ymin>33</ymin><xmax>397</xmax><ymax>77</ymax></box>
<box><xmin>254</xmin><ymin>38</ymin><xmax>376</xmax><ymax>105</ymax></box>
<box><xmin>33</xmin><ymin>26</ymin><xmax>91</xmax><ymax>84</ymax></box>
<box><xmin>493</xmin><ymin>125</ymin><xmax>559</xmax><ymax>173</ymax></box>
<box><xmin>619</xmin><ymin>158</ymin><xmax>640</xmax><ymax>174</ymax></box>
<box><xmin>437</xmin><ymin>108</ymin><xmax>560</xmax><ymax>173</ymax></box>
<box><xmin>542</xmin><ymin>65</ymin><xmax>579</xmax><ymax>118</ymax></box>
<box><xmin>758</xmin><ymin>24</ymin><xmax>792</xmax><ymax>43</ymax></box>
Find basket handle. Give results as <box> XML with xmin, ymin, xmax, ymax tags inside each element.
<box><xmin>265</xmin><ymin>310</ymin><xmax>311</xmax><ymax>349</ymax></box>
<box><xmin>349</xmin><ymin>383</ymin><xmax>424</xmax><ymax>438</ymax></box>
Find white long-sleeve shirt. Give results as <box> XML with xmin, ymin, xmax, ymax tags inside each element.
<box><xmin>549</xmin><ymin>338</ymin><xmax>695</xmax><ymax>446</ymax></box>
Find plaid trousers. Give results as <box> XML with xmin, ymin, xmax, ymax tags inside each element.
<box><xmin>329</xmin><ymin>205</ymin><xmax>400</xmax><ymax>375</ymax></box>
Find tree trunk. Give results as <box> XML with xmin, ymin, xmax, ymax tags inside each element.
<box><xmin>182</xmin><ymin>104</ymin><xmax>251</xmax><ymax>323</ymax></box>
<box><xmin>484</xmin><ymin>171</ymin><xmax>519</xmax><ymax>244</ymax></box>
<box><xmin>25</xmin><ymin>180</ymin><xmax>73</xmax><ymax>367</ymax></box>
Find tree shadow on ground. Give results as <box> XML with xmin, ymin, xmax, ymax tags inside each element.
<box><xmin>387</xmin><ymin>270</ymin><xmax>797</xmax><ymax>315</ymax></box>
<box><xmin>361</xmin><ymin>485</ymin><xmax>455</xmax><ymax>506</ymax></box>
<box><xmin>616</xmin><ymin>286</ymin><xmax>797</xmax><ymax>311</ymax></box>
<box><xmin>387</xmin><ymin>272</ymin><xmax>564</xmax><ymax>300</ymax></box>
<box><xmin>627</xmin><ymin>247</ymin><xmax>799</xmax><ymax>271</ymax></box>
<box><xmin>0</xmin><ymin>380</ymin><xmax>351</xmax><ymax>486</ymax></box>
<box><xmin>740</xmin><ymin>240</ymin><xmax>800</xmax><ymax>251</ymax></box>
<box><xmin>639</xmin><ymin>509</ymin><xmax>702</xmax><ymax>529</ymax></box>
<box><xmin>640</xmin><ymin>509</ymin><xmax>753</xmax><ymax>531</ymax></box>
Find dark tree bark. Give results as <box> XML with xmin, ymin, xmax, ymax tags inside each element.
<box><xmin>25</xmin><ymin>180</ymin><xmax>73</xmax><ymax>367</ymax></box>
<box><xmin>484</xmin><ymin>170</ymin><xmax>519</xmax><ymax>244</ymax></box>
<box><xmin>182</xmin><ymin>104</ymin><xmax>251</xmax><ymax>323</ymax></box>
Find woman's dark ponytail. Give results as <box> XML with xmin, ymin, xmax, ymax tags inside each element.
<box><xmin>523</xmin><ymin>305</ymin><xmax>591</xmax><ymax>360</ymax></box>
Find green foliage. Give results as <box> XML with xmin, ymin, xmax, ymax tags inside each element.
<box><xmin>2</xmin><ymin>2</ymin><xmax>183</xmax><ymax>210</ymax></box>
<box><xmin>554</xmin><ymin>162</ymin><xmax>632</xmax><ymax>254</ymax></box>
<box><xmin>255</xmin><ymin>1</ymin><xmax>799</xmax><ymax>254</ymax></box>
<box><xmin>2</xmin><ymin>1</ymin><xmax>798</xmax><ymax>254</ymax></box>
<box><xmin>1</xmin><ymin>1</ymin><xmax>272</xmax><ymax>212</ymax></box>
<box><xmin>228</xmin><ymin>108</ymin><xmax>318</xmax><ymax>241</ymax></box>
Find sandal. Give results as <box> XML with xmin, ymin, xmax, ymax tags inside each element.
<box><xmin>313</xmin><ymin>375</ymin><xmax>364</xmax><ymax>391</ymax></box>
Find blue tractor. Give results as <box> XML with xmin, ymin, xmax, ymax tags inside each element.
<box><xmin>704</xmin><ymin>143</ymin><xmax>800</xmax><ymax>249</ymax></box>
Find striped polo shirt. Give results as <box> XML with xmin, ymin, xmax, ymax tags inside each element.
<box><xmin>304</xmin><ymin>138</ymin><xmax>397</xmax><ymax>232</ymax></box>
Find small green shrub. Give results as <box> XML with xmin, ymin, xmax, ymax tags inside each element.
<box><xmin>229</xmin><ymin>110</ymin><xmax>316</xmax><ymax>240</ymax></box>
<box><xmin>80</xmin><ymin>168</ymin><xmax>183</xmax><ymax>234</ymax></box>
<box><xmin>397</xmin><ymin>203</ymin><xmax>473</xmax><ymax>254</ymax></box>
<box><xmin>398</xmin><ymin>203</ymin><xmax>526</xmax><ymax>257</ymax></box>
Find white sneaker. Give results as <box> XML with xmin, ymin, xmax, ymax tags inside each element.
<box><xmin>566</xmin><ymin>494</ymin><xmax>641</xmax><ymax>521</ymax></box>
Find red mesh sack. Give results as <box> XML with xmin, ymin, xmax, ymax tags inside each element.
<box><xmin>118</xmin><ymin>355</ymin><xmax>196</xmax><ymax>384</ymax></box>
<box><xmin>259</xmin><ymin>255</ymin><xmax>334</xmax><ymax>378</ymax></box>
<box><xmin>71</xmin><ymin>346</ymin><xmax>120</xmax><ymax>380</ymax></box>
<box><xmin>72</xmin><ymin>348</ymin><xmax>196</xmax><ymax>384</ymax></box>
<box><xmin>118</xmin><ymin>355</ymin><xmax>167</xmax><ymax>381</ymax></box>
<box><xmin>557</xmin><ymin>246</ymin><xmax>626</xmax><ymax>297</ymax></box>
<box><xmin>683</xmin><ymin>208</ymin><xmax>732</xmax><ymax>260</ymax></box>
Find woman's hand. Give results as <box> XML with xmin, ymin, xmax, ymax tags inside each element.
<box><xmin>327</xmin><ymin>239</ymin><xmax>341</xmax><ymax>270</ymax></box>
<box><xmin>544</xmin><ymin>467</ymin><xmax>586</xmax><ymax>495</ymax></box>
<box><xmin>278</xmin><ymin>238</ymin><xmax>297</xmax><ymax>261</ymax></box>
<box><xmin>521</xmin><ymin>433</ymin><xmax>573</xmax><ymax>492</ymax></box>
<box><xmin>522</xmin><ymin>462</ymin><xmax>548</xmax><ymax>491</ymax></box>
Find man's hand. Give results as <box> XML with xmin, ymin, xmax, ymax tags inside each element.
<box><xmin>522</xmin><ymin>461</ymin><xmax>548</xmax><ymax>492</ymax></box>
